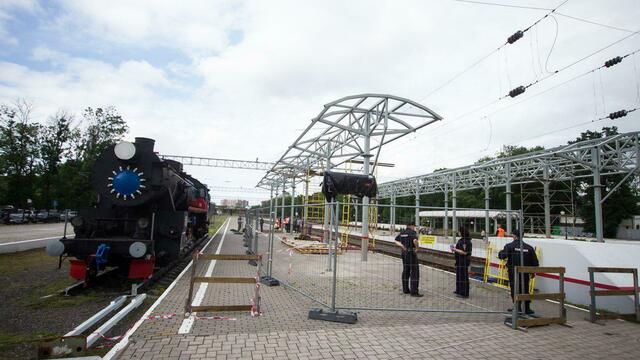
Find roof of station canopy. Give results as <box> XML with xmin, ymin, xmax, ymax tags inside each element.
<box><xmin>257</xmin><ymin>94</ymin><xmax>443</xmax><ymax>188</ymax></box>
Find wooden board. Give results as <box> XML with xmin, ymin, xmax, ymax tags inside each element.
<box><xmin>191</xmin><ymin>305</ymin><xmax>253</xmax><ymax>312</ymax></box>
<box><xmin>517</xmin><ymin>316</ymin><xmax>565</xmax><ymax>327</ymax></box>
<box><xmin>517</xmin><ymin>266</ymin><xmax>565</xmax><ymax>274</ymax></box>
<box><xmin>515</xmin><ymin>292</ymin><xmax>565</xmax><ymax>301</ymax></box>
<box><xmin>588</xmin><ymin>267</ymin><xmax>637</xmax><ymax>274</ymax></box>
<box><xmin>193</xmin><ymin>276</ymin><xmax>256</xmax><ymax>284</ymax></box>
<box><xmin>590</xmin><ymin>289</ymin><xmax>636</xmax><ymax>296</ymax></box>
<box><xmin>199</xmin><ymin>254</ymin><xmax>260</xmax><ymax>261</ymax></box>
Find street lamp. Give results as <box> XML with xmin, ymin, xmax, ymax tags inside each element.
<box><xmin>560</xmin><ymin>211</ymin><xmax>567</xmax><ymax>239</ymax></box>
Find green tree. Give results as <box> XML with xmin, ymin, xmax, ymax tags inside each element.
<box><xmin>77</xmin><ymin>106</ymin><xmax>128</xmax><ymax>163</ymax></box>
<box><xmin>0</xmin><ymin>100</ymin><xmax>41</xmax><ymax>207</ymax></box>
<box><xmin>40</xmin><ymin>110</ymin><xmax>73</xmax><ymax>209</ymax></box>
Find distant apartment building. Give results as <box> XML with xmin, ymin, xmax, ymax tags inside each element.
<box><xmin>221</xmin><ymin>199</ymin><xmax>249</xmax><ymax>208</ymax></box>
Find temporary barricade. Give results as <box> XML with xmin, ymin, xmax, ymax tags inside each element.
<box><xmin>588</xmin><ymin>267</ymin><xmax>640</xmax><ymax>322</ymax></box>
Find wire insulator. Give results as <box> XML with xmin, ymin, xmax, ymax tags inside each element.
<box><xmin>608</xmin><ymin>110</ymin><xmax>628</xmax><ymax>119</ymax></box>
<box><xmin>604</xmin><ymin>56</ymin><xmax>623</xmax><ymax>68</ymax></box>
<box><xmin>509</xmin><ymin>86</ymin><xmax>526</xmax><ymax>98</ymax></box>
<box><xmin>507</xmin><ymin>30</ymin><xmax>524</xmax><ymax>44</ymax></box>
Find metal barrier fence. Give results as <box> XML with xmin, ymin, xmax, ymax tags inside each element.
<box><xmin>242</xmin><ymin>200</ymin><xmax>555</xmax><ymax>322</ymax></box>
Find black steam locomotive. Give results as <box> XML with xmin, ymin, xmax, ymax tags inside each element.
<box><xmin>47</xmin><ymin>137</ymin><xmax>210</xmax><ymax>281</ymax></box>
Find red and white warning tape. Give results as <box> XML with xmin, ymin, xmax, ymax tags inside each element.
<box><xmin>194</xmin><ymin>315</ymin><xmax>237</xmax><ymax>321</ymax></box>
<box><xmin>147</xmin><ymin>313</ymin><xmax>176</xmax><ymax>320</ymax></box>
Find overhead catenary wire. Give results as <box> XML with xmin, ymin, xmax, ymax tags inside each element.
<box><xmin>422</xmin><ymin>48</ymin><xmax>640</xmax><ymax>142</ymax></box>
<box><xmin>452</xmin><ymin>0</ymin><xmax>554</xmax><ymax>11</ymax></box>
<box><xmin>420</xmin><ymin>0</ymin><xmax>570</xmax><ymax>101</ymax></box>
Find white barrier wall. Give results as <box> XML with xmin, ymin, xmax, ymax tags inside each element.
<box><xmin>488</xmin><ymin>236</ymin><xmax>639</xmax><ymax>314</ymax></box>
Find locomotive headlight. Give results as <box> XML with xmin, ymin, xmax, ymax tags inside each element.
<box><xmin>114</xmin><ymin>141</ymin><xmax>136</xmax><ymax>160</ymax></box>
<box><xmin>129</xmin><ymin>242</ymin><xmax>147</xmax><ymax>258</ymax></box>
<box><xmin>71</xmin><ymin>216</ymin><xmax>84</xmax><ymax>227</ymax></box>
<box><xmin>137</xmin><ymin>217</ymin><xmax>149</xmax><ymax>229</ymax></box>
<box><xmin>46</xmin><ymin>240</ymin><xmax>65</xmax><ymax>257</ymax></box>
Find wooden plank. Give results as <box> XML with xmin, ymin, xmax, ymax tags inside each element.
<box><xmin>517</xmin><ymin>317</ymin><xmax>565</xmax><ymax>327</ymax></box>
<box><xmin>590</xmin><ymin>289</ymin><xmax>636</xmax><ymax>296</ymax></box>
<box><xmin>193</xmin><ymin>277</ymin><xmax>256</xmax><ymax>284</ymax></box>
<box><xmin>199</xmin><ymin>254</ymin><xmax>260</xmax><ymax>261</ymax></box>
<box><xmin>515</xmin><ymin>292</ymin><xmax>565</xmax><ymax>301</ymax></box>
<box><xmin>517</xmin><ymin>266</ymin><xmax>565</xmax><ymax>274</ymax></box>
<box><xmin>191</xmin><ymin>305</ymin><xmax>252</xmax><ymax>312</ymax></box>
<box><xmin>588</xmin><ymin>267</ymin><xmax>636</xmax><ymax>274</ymax></box>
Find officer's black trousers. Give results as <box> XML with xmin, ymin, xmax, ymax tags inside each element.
<box><xmin>508</xmin><ymin>270</ymin><xmax>531</xmax><ymax>310</ymax></box>
<box><xmin>401</xmin><ymin>250</ymin><xmax>419</xmax><ymax>294</ymax></box>
<box><xmin>455</xmin><ymin>263</ymin><xmax>469</xmax><ymax>296</ymax></box>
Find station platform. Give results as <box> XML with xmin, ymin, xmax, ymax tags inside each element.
<box><xmin>109</xmin><ymin>219</ymin><xmax>640</xmax><ymax>359</ymax></box>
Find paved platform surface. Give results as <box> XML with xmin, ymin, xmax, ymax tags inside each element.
<box><xmin>0</xmin><ymin>222</ymin><xmax>69</xmax><ymax>244</ymax></box>
<box><xmin>116</xmin><ymin>221</ymin><xmax>640</xmax><ymax>359</ymax></box>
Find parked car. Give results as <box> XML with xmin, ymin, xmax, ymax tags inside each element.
<box><xmin>36</xmin><ymin>210</ymin><xmax>61</xmax><ymax>223</ymax></box>
<box><xmin>59</xmin><ymin>210</ymin><xmax>78</xmax><ymax>222</ymax></box>
<box><xmin>8</xmin><ymin>209</ymin><xmax>34</xmax><ymax>224</ymax></box>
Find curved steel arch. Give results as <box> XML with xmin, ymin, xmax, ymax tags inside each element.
<box><xmin>257</xmin><ymin>93</ymin><xmax>443</xmax><ymax>188</ymax></box>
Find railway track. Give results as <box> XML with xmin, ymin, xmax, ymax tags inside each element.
<box><xmin>309</xmin><ymin>229</ymin><xmax>487</xmax><ymax>276</ymax></box>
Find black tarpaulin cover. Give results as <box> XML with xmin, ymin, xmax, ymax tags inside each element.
<box><xmin>321</xmin><ymin>171</ymin><xmax>377</xmax><ymax>200</ymax></box>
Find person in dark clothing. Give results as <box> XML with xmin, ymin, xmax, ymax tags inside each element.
<box><xmin>394</xmin><ymin>222</ymin><xmax>423</xmax><ymax>297</ymax></box>
<box><xmin>451</xmin><ymin>226</ymin><xmax>472</xmax><ymax>298</ymax></box>
<box><xmin>498</xmin><ymin>230</ymin><xmax>539</xmax><ymax>314</ymax></box>
<box><xmin>260</xmin><ymin>217</ymin><xmax>264</xmax><ymax>232</ymax></box>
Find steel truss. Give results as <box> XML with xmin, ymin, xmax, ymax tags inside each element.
<box><xmin>257</xmin><ymin>94</ymin><xmax>442</xmax><ymax>261</ymax></box>
<box><xmin>378</xmin><ymin>131</ymin><xmax>640</xmax><ymax>241</ymax></box>
<box><xmin>160</xmin><ymin>155</ymin><xmax>274</xmax><ymax>170</ymax></box>
<box><xmin>257</xmin><ymin>94</ymin><xmax>442</xmax><ymax>188</ymax></box>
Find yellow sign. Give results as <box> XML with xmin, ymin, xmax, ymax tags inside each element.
<box><xmin>419</xmin><ymin>235</ymin><xmax>436</xmax><ymax>246</ymax></box>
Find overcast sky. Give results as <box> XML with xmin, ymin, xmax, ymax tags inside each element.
<box><xmin>1</xmin><ymin>0</ymin><xmax>639</xmax><ymax>204</ymax></box>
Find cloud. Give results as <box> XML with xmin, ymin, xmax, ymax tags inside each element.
<box><xmin>55</xmin><ymin>0</ymin><xmax>243</xmax><ymax>55</ymax></box>
<box><xmin>0</xmin><ymin>0</ymin><xmax>41</xmax><ymax>45</ymax></box>
<box><xmin>1</xmin><ymin>0</ymin><xmax>640</xmax><ymax>201</ymax></box>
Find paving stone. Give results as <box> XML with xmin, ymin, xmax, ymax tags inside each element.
<box><xmin>116</xmin><ymin>222</ymin><xmax>640</xmax><ymax>359</ymax></box>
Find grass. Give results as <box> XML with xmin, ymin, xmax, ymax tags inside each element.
<box><xmin>208</xmin><ymin>215</ymin><xmax>228</xmax><ymax>233</ymax></box>
<box><xmin>0</xmin><ymin>330</ymin><xmax>58</xmax><ymax>357</ymax></box>
<box><xmin>0</xmin><ymin>248</ymin><xmax>57</xmax><ymax>275</ymax></box>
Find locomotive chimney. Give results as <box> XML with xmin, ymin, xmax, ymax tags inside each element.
<box><xmin>135</xmin><ymin>137</ymin><xmax>155</xmax><ymax>153</ymax></box>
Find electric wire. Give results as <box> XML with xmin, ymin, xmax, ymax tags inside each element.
<box><xmin>555</xmin><ymin>12</ymin><xmax>637</xmax><ymax>33</ymax></box>
<box><xmin>451</xmin><ymin>0</ymin><xmax>553</xmax><ymax>11</ymax></box>
<box><xmin>422</xmin><ymin>48</ymin><xmax>640</xmax><ymax>141</ymax></box>
<box><xmin>420</xmin><ymin>0</ymin><xmax>569</xmax><ymax>101</ymax></box>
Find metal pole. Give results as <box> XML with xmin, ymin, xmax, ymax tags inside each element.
<box><xmin>414</xmin><ymin>182</ymin><xmax>420</xmax><ymax>228</ymax></box>
<box><xmin>254</xmin><ymin>209</ymin><xmax>259</xmax><ymax>254</ymax></box>
<box><xmin>591</xmin><ymin>147</ymin><xmax>604</xmax><ymax>242</ymax></box>
<box><xmin>452</xmin><ymin>174</ymin><xmax>457</xmax><ymax>237</ymax></box>
<box><xmin>63</xmin><ymin>209</ymin><xmax>69</xmax><ymax>238</ymax></box>
<box><xmin>281</xmin><ymin>178</ymin><xmax>286</xmax><ymax>231</ymax></box>
<box><xmin>444</xmin><ymin>183</ymin><xmax>449</xmax><ymax>240</ymax></box>
<box><xmin>330</xmin><ymin>202</ymin><xmax>340</xmax><ymax>311</ymax></box>
<box><xmin>268</xmin><ymin>185</ymin><xmax>275</xmax><ymax>277</ymax></box>
<box><xmin>390</xmin><ymin>192</ymin><xmax>396</xmax><ymax>235</ymax></box>
<box><xmin>484</xmin><ymin>176</ymin><xmax>490</xmax><ymax>241</ymax></box>
<box><xmin>589</xmin><ymin>269</ymin><xmax>596</xmax><ymax>322</ymax></box>
<box><xmin>327</xmin><ymin>200</ymin><xmax>334</xmax><ymax>271</ymax></box>
<box><xmin>323</xmin><ymin>143</ymin><xmax>332</xmax><ymax>243</ymax></box>
<box><xmin>506</xmin><ymin>163</ymin><xmax>512</xmax><ymax>234</ymax></box>
<box><xmin>290</xmin><ymin>180</ymin><xmax>296</xmax><ymax>235</ymax></box>
<box><xmin>543</xmin><ymin>165</ymin><xmax>551</xmax><ymax>238</ymax></box>
<box><xmin>361</xmin><ymin>114</ymin><xmax>371</xmax><ymax>262</ymax></box>
<box><xmin>303</xmin><ymin>174</ymin><xmax>309</xmax><ymax>235</ymax></box>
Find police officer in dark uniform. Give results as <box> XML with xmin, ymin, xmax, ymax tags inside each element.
<box><xmin>395</xmin><ymin>222</ymin><xmax>423</xmax><ymax>297</ymax></box>
<box><xmin>498</xmin><ymin>229</ymin><xmax>539</xmax><ymax>314</ymax></box>
<box><xmin>451</xmin><ymin>226</ymin><xmax>472</xmax><ymax>298</ymax></box>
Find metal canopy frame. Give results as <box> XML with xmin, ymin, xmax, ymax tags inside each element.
<box><xmin>257</xmin><ymin>94</ymin><xmax>442</xmax><ymax>188</ymax></box>
<box><xmin>160</xmin><ymin>155</ymin><xmax>274</xmax><ymax>171</ymax></box>
<box><xmin>378</xmin><ymin>131</ymin><xmax>640</xmax><ymax>241</ymax></box>
<box><xmin>258</xmin><ymin>94</ymin><xmax>442</xmax><ymax>262</ymax></box>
